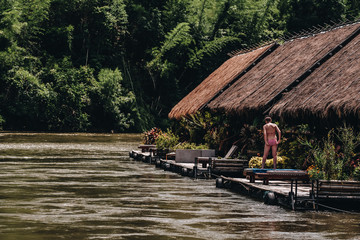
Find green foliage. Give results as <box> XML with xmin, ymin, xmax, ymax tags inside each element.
<box><xmin>279</xmin><ymin>0</ymin><xmax>353</xmax><ymax>32</ymax></box>
<box><xmin>249</xmin><ymin>156</ymin><xmax>290</xmax><ymax>169</ymax></box>
<box><xmin>0</xmin><ymin>0</ymin><xmax>359</xmax><ymax>132</ymax></box>
<box><xmin>178</xmin><ymin>111</ymin><xmax>230</xmax><ymax>149</ymax></box>
<box><xmin>48</xmin><ymin>63</ymin><xmax>95</xmax><ymax>131</ymax></box>
<box><xmin>279</xmin><ymin>124</ymin><xmax>314</xmax><ymax>169</ymax></box>
<box><xmin>0</xmin><ymin>114</ymin><xmax>4</xmax><ymax>129</ymax></box>
<box><xmin>154</xmin><ymin>127</ymin><xmax>209</xmax><ymax>150</ymax></box>
<box><xmin>173</xmin><ymin>142</ymin><xmax>210</xmax><ymax>150</ymax></box>
<box><xmin>147</xmin><ymin>22</ymin><xmax>192</xmax><ymax>87</ymax></box>
<box><xmin>95</xmin><ymin>68</ymin><xmax>139</xmax><ymax>132</ymax></box>
<box><xmin>2</xmin><ymin>67</ymin><xmax>52</xmax><ymax>130</ymax></box>
<box><xmin>306</xmin><ymin>165</ymin><xmax>324</xmax><ymax>180</ymax></box>
<box><xmin>187</xmin><ymin>36</ymin><xmax>240</xmax><ymax>68</ymax></box>
<box><xmin>354</xmin><ymin>166</ymin><xmax>360</xmax><ymax>181</ymax></box>
<box><xmin>155</xmin><ymin>129</ymin><xmax>179</xmax><ymax>150</ymax></box>
<box><xmin>302</xmin><ymin>126</ymin><xmax>360</xmax><ymax>180</ymax></box>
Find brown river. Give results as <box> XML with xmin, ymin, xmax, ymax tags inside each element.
<box><xmin>0</xmin><ymin>132</ymin><xmax>359</xmax><ymax>240</ymax></box>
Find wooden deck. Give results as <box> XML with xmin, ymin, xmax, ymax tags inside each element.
<box><xmin>216</xmin><ymin>176</ymin><xmax>314</xmax><ymax>210</ymax></box>
<box><xmin>225</xmin><ymin>177</ymin><xmax>311</xmax><ymax>198</ymax></box>
<box><xmin>129</xmin><ymin>149</ymin><xmax>360</xmax><ymax>212</ymax></box>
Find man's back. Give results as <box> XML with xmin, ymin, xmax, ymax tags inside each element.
<box><xmin>264</xmin><ymin>123</ymin><xmax>277</xmax><ymax>139</ymax></box>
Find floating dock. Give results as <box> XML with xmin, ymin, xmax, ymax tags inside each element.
<box><xmin>129</xmin><ymin>148</ymin><xmax>360</xmax><ymax>212</ymax></box>
<box><xmin>216</xmin><ymin>176</ymin><xmax>313</xmax><ymax>210</ymax></box>
<box><xmin>129</xmin><ymin>149</ymin><xmax>211</xmax><ymax>178</ymax></box>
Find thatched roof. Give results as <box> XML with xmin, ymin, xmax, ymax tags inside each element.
<box><xmin>207</xmin><ymin>23</ymin><xmax>360</xmax><ymax>116</ymax></box>
<box><xmin>168</xmin><ymin>44</ymin><xmax>276</xmax><ymax>119</ymax></box>
<box><xmin>269</xmin><ymin>32</ymin><xmax>360</xmax><ymax>119</ymax></box>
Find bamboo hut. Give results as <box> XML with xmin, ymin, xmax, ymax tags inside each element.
<box><xmin>269</xmin><ymin>32</ymin><xmax>360</xmax><ymax>120</ymax></box>
<box><xmin>168</xmin><ymin>44</ymin><xmax>276</xmax><ymax>119</ymax></box>
<box><xmin>206</xmin><ymin>22</ymin><xmax>360</xmax><ymax>118</ymax></box>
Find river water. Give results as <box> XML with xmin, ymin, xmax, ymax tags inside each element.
<box><xmin>0</xmin><ymin>133</ymin><xmax>359</xmax><ymax>240</ymax></box>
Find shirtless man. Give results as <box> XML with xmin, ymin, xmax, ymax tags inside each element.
<box><xmin>262</xmin><ymin>116</ymin><xmax>281</xmax><ymax>169</ymax></box>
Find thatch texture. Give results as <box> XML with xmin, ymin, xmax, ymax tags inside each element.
<box><xmin>207</xmin><ymin>23</ymin><xmax>360</xmax><ymax>116</ymax></box>
<box><xmin>269</xmin><ymin>32</ymin><xmax>360</xmax><ymax>119</ymax></box>
<box><xmin>168</xmin><ymin>44</ymin><xmax>275</xmax><ymax>119</ymax></box>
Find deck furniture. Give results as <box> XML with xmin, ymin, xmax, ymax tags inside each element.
<box><xmin>244</xmin><ymin>168</ymin><xmax>308</xmax><ymax>184</ymax></box>
<box><xmin>194</xmin><ymin>158</ymin><xmax>248</xmax><ymax>178</ymax></box>
<box><xmin>311</xmin><ymin>180</ymin><xmax>360</xmax><ymax>200</ymax></box>
<box><xmin>243</xmin><ymin>168</ymin><xmax>268</xmax><ymax>183</ymax></box>
<box><xmin>138</xmin><ymin>144</ymin><xmax>156</xmax><ymax>152</ymax></box>
<box><xmin>195</xmin><ymin>145</ymin><xmax>239</xmax><ymax>167</ymax></box>
<box><xmin>175</xmin><ymin>149</ymin><xmax>215</xmax><ymax>163</ymax></box>
<box><xmin>309</xmin><ymin>180</ymin><xmax>360</xmax><ymax>211</ymax></box>
<box><xmin>210</xmin><ymin>158</ymin><xmax>248</xmax><ymax>176</ymax></box>
<box><xmin>194</xmin><ymin>145</ymin><xmax>247</xmax><ymax>178</ymax></box>
<box><xmin>166</xmin><ymin>152</ymin><xmax>176</xmax><ymax>160</ymax></box>
<box><xmin>256</xmin><ymin>170</ymin><xmax>309</xmax><ymax>185</ymax></box>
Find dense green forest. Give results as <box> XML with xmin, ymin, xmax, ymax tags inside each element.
<box><xmin>0</xmin><ymin>0</ymin><xmax>359</xmax><ymax>132</ymax></box>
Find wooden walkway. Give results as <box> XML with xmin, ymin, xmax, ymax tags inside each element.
<box><xmin>224</xmin><ymin>177</ymin><xmax>311</xmax><ymax>197</ymax></box>
<box><xmin>217</xmin><ymin>176</ymin><xmax>314</xmax><ymax>210</ymax></box>
<box><xmin>129</xmin><ymin>149</ymin><xmax>360</xmax><ymax>212</ymax></box>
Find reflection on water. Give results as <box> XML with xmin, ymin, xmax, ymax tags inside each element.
<box><xmin>0</xmin><ymin>133</ymin><xmax>359</xmax><ymax>240</ymax></box>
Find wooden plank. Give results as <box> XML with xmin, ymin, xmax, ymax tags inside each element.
<box><xmin>317</xmin><ymin>191</ymin><xmax>360</xmax><ymax>196</ymax></box>
<box><xmin>224</xmin><ymin>145</ymin><xmax>239</xmax><ymax>158</ymax></box>
<box><xmin>213</xmin><ymin>167</ymin><xmax>243</xmax><ymax>171</ymax></box>
<box><xmin>223</xmin><ymin>177</ymin><xmax>311</xmax><ymax>197</ymax></box>
<box><xmin>213</xmin><ymin>163</ymin><xmax>247</xmax><ymax>167</ymax></box>
<box><xmin>318</xmin><ymin>186</ymin><xmax>360</xmax><ymax>192</ymax></box>
<box><xmin>212</xmin><ymin>159</ymin><xmax>248</xmax><ymax>163</ymax></box>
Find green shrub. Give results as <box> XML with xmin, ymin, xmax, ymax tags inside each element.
<box><xmin>173</xmin><ymin>142</ymin><xmax>209</xmax><ymax>150</ymax></box>
<box><xmin>278</xmin><ymin>124</ymin><xmax>314</xmax><ymax>169</ymax></box>
<box><xmin>96</xmin><ymin>68</ymin><xmax>139</xmax><ymax>132</ymax></box>
<box><xmin>156</xmin><ymin>129</ymin><xmax>179</xmax><ymax>150</ymax></box>
<box><xmin>155</xmin><ymin>128</ymin><xmax>210</xmax><ymax>150</ymax></box>
<box><xmin>248</xmin><ymin>156</ymin><xmax>290</xmax><ymax>169</ymax></box>
<box><xmin>353</xmin><ymin>166</ymin><xmax>360</xmax><ymax>181</ymax></box>
<box><xmin>302</xmin><ymin>126</ymin><xmax>360</xmax><ymax>180</ymax></box>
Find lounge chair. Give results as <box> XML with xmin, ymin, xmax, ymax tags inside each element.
<box><xmin>195</xmin><ymin>145</ymin><xmax>248</xmax><ymax>177</ymax></box>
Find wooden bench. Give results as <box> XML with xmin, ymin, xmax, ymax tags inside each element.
<box><xmin>312</xmin><ymin>180</ymin><xmax>360</xmax><ymax>200</ymax></box>
<box><xmin>210</xmin><ymin>158</ymin><xmax>248</xmax><ymax>176</ymax></box>
<box><xmin>310</xmin><ymin>180</ymin><xmax>360</xmax><ymax>210</ymax></box>
<box><xmin>256</xmin><ymin>170</ymin><xmax>309</xmax><ymax>185</ymax></box>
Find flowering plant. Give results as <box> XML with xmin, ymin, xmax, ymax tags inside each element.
<box><xmin>142</xmin><ymin>127</ymin><xmax>162</xmax><ymax>144</ymax></box>
<box><xmin>307</xmin><ymin>165</ymin><xmax>324</xmax><ymax>180</ymax></box>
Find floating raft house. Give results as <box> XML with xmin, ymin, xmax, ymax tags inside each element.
<box><xmin>132</xmin><ymin>21</ymin><xmax>360</xmax><ymax>212</ymax></box>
